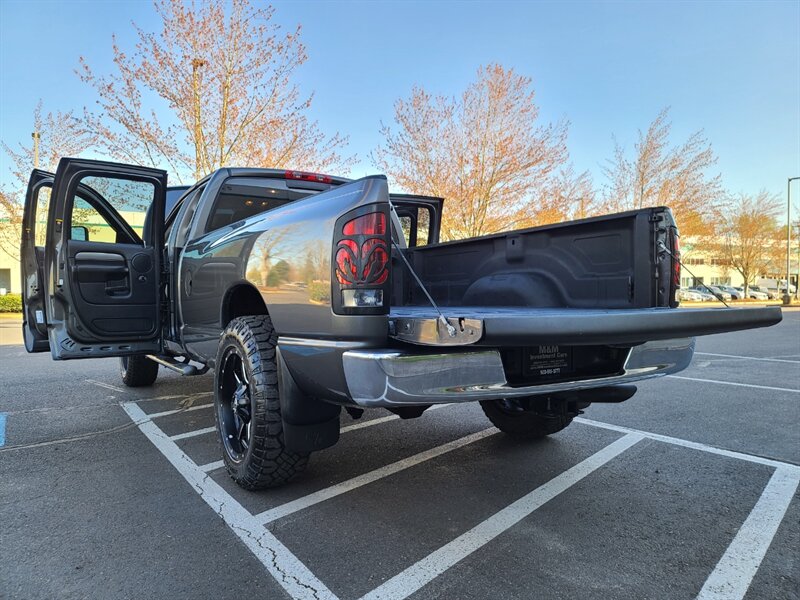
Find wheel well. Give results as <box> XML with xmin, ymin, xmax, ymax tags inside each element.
<box><xmin>221</xmin><ymin>283</ymin><xmax>268</xmax><ymax>326</ymax></box>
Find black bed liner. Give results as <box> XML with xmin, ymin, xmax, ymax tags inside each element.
<box><xmin>389</xmin><ymin>305</ymin><xmax>783</xmax><ymax>346</ymax></box>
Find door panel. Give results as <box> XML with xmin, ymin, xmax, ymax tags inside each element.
<box><xmin>20</xmin><ymin>170</ymin><xmax>54</xmax><ymax>352</ymax></box>
<box><xmin>45</xmin><ymin>159</ymin><xmax>167</xmax><ymax>359</ymax></box>
<box><xmin>67</xmin><ymin>241</ymin><xmax>159</xmax><ymax>338</ymax></box>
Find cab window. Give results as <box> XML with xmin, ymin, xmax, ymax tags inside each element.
<box><xmin>204</xmin><ymin>178</ymin><xmax>308</xmax><ymax>234</ymax></box>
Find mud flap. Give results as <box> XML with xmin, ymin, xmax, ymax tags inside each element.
<box><xmin>276</xmin><ymin>347</ymin><xmax>341</xmax><ymax>453</ymax></box>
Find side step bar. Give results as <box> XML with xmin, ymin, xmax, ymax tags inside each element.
<box><xmin>146</xmin><ymin>355</ymin><xmax>209</xmax><ymax>376</ymax></box>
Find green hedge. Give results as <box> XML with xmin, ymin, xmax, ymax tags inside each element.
<box><xmin>308</xmin><ymin>281</ymin><xmax>331</xmax><ymax>304</ymax></box>
<box><xmin>0</xmin><ymin>293</ymin><xmax>22</xmax><ymax>313</ymax></box>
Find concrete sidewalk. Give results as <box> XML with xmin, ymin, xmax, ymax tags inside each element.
<box><xmin>0</xmin><ymin>314</ymin><xmax>22</xmax><ymax>346</ymax></box>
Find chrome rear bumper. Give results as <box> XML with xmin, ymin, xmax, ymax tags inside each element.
<box><xmin>342</xmin><ymin>338</ymin><xmax>695</xmax><ymax>407</ymax></box>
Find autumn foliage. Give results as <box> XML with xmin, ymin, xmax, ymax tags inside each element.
<box><xmin>0</xmin><ymin>103</ymin><xmax>95</xmax><ymax>261</ymax></box>
<box><xmin>374</xmin><ymin>64</ymin><xmax>575</xmax><ymax>240</ymax></box>
<box><xmin>713</xmin><ymin>191</ymin><xmax>783</xmax><ymax>294</ymax></box>
<box><xmin>0</xmin><ymin>0</ymin><xmax>784</xmax><ymax>281</ymax></box>
<box><xmin>600</xmin><ymin>108</ymin><xmax>722</xmax><ymax>238</ymax></box>
<box><xmin>77</xmin><ymin>0</ymin><xmax>351</xmax><ymax>182</ymax></box>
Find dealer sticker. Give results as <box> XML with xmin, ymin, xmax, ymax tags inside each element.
<box><xmin>525</xmin><ymin>345</ymin><xmax>574</xmax><ymax>377</ymax></box>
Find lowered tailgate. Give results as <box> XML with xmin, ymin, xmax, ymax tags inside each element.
<box><xmin>389</xmin><ymin>305</ymin><xmax>782</xmax><ymax>346</ymax></box>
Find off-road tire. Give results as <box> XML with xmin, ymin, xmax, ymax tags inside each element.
<box><xmin>214</xmin><ymin>315</ymin><xmax>309</xmax><ymax>490</ymax></box>
<box><xmin>119</xmin><ymin>355</ymin><xmax>159</xmax><ymax>387</ymax></box>
<box><xmin>480</xmin><ymin>397</ymin><xmax>574</xmax><ymax>439</ymax></box>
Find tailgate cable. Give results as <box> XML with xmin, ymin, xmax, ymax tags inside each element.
<box><xmin>388</xmin><ymin>202</ymin><xmax>457</xmax><ymax>337</ymax></box>
<box><xmin>657</xmin><ymin>241</ymin><xmax>730</xmax><ymax>308</ymax></box>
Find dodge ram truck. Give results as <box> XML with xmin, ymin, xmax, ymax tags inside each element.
<box><xmin>21</xmin><ymin>158</ymin><xmax>782</xmax><ymax>489</ymax></box>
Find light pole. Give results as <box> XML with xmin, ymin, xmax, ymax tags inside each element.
<box><xmin>786</xmin><ymin>177</ymin><xmax>800</xmax><ymax>305</ymax></box>
<box><xmin>31</xmin><ymin>131</ymin><xmax>40</xmax><ymax>168</ymax></box>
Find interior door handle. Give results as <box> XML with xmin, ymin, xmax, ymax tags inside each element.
<box><xmin>74</xmin><ymin>263</ymin><xmax>129</xmax><ymax>275</ymax></box>
<box><xmin>75</xmin><ymin>251</ymin><xmax>125</xmax><ymax>262</ymax></box>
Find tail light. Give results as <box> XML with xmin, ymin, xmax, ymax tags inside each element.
<box><xmin>670</xmin><ymin>227</ymin><xmax>681</xmax><ymax>308</ymax></box>
<box><xmin>285</xmin><ymin>170</ymin><xmax>333</xmax><ymax>184</ymax></box>
<box><xmin>332</xmin><ymin>205</ymin><xmax>391</xmax><ymax>315</ymax></box>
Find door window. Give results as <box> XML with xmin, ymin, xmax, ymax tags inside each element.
<box><xmin>68</xmin><ymin>176</ymin><xmax>156</xmax><ymax>245</ymax></box>
<box><xmin>33</xmin><ymin>186</ymin><xmax>51</xmax><ymax>247</ymax></box>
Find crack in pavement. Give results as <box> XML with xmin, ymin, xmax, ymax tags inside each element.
<box><xmin>125</xmin><ymin>402</ymin><xmax>335</xmax><ymax>600</ymax></box>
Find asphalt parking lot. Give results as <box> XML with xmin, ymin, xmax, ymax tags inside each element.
<box><xmin>1</xmin><ymin>309</ymin><xmax>798</xmax><ymax>600</ymax></box>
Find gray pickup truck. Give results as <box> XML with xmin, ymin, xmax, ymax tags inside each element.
<box><xmin>21</xmin><ymin>159</ymin><xmax>781</xmax><ymax>489</ymax></box>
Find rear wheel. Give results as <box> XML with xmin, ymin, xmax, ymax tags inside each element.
<box><xmin>119</xmin><ymin>355</ymin><xmax>159</xmax><ymax>387</ymax></box>
<box><xmin>480</xmin><ymin>396</ymin><xmax>575</xmax><ymax>439</ymax></box>
<box><xmin>214</xmin><ymin>315</ymin><xmax>309</xmax><ymax>490</ymax></box>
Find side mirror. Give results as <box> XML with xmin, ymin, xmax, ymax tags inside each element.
<box><xmin>71</xmin><ymin>226</ymin><xmax>89</xmax><ymax>241</ymax></box>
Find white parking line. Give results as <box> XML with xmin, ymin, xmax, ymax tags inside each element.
<box><xmin>694</xmin><ymin>352</ymin><xmax>800</xmax><ymax>364</ymax></box>
<box><xmin>170</xmin><ymin>426</ymin><xmax>216</xmax><ymax>441</ymax></box>
<box><xmin>169</xmin><ymin>404</ymin><xmax>452</xmax><ymax>440</ymax></box>
<box><xmin>147</xmin><ymin>403</ymin><xmax>214</xmax><ymax>419</ymax></box>
<box><xmin>340</xmin><ymin>404</ymin><xmax>450</xmax><ymax>433</ymax></box>
<box><xmin>696</xmin><ymin>468</ymin><xmax>800</xmax><ymax>600</ymax></box>
<box><xmin>199</xmin><ymin>460</ymin><xmax>224</xmax><ymax>472</ymax></box>
<box><xmin>575</xmin><ymin>418</ymin><xmax>800</xmax><ymax>473</ymax></box>
<box><xmin>359</xmin><ymin>433</ymin><xmax>644</xmax><ymax>600</ymax></box>
<box><xmin>255</xmin><ymin>427</ymin><xmax>498</xmax><ymax>524</ymax></box>
<box><xmin>666</xmin><ymin>375</ymin><xmax>800</xmax><ymax>393</ymax></box>
<box><xmin>85</xmin><ymin>379</ymin><xmax>125</xmax><ymax>393</ymax></box>
<box><xmin>134</xmin><ymin>391</ymin><xmax>213</xmax><ymax>404</ymax></box>
<box><xmin>121</xmin><ymin>401</ymin><xmax>339</xmax><ymax>600</ymax></box>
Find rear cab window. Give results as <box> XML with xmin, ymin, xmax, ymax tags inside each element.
<box><xmin>203</xmin><ymin>178</ymin><xmax>317</xmax><ymax>235</ymax></box>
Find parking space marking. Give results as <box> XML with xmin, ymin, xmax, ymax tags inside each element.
<box><xmin>134</xmin><ymin>391</ymin><xmax>213</xmax><ymax>405</ymax></box>
<box><xmin>85</xmin><ymin>379</ymin><xmax>126</xmax><ymax>393</ymax></box>
<box><xmin>254</xmin><ymin>428</ymin><xmax>498</xmax><ymax>524</ymax></box>
<box><xmin>359</xmin><ymin>433</ymin><xmax>644</xmax><ymax>600</ymax></box>
<box><xmin>147</xmin><ymin>403</ymin><xmax>213</xmax><ymax>419</ymax></box>
<box><xmin>575</xmin><ymin>418</ymin><xmax>800</xmax><ymax>472</ymax></box>
<box><xmin>121</xmin><ymin>401</ymin><xmax>339</xmax><ymax>600</ymax></box>
<box><xmin>0</xmin><ymin>412</ymin><xmax>6</xmax><ymax>447</ymax></box>
<box><xmin>169</xmin><ymin>404</ymin><xmax>452</xmax><ymax>441</ymax></box>
<box><xmin>696</xmin><ymin>467</ymin><xmax>800</xmax><ymax>600</ymax></box>
<box><xmin>694</xmin><ymin>352</ymin><xmax>800</xmax><ymax>364</ymax></box>
<box><xmin>199</xmin><ymin>460</ymin><xmax>224</xmax><ymax>472</ymax></box>
<box><xmin>340</xmin><ymin>404</ymin><xmax>450</xmax><ymax>433</ymax></box>
<box><xmin>340</xmin><ymin>415</ymin><xmax>399</xmax><ymax>433</ymax></box>
<box><xmin>170</xmin><ymin>426</ymin><xmax>216</xmax><ymax>440</ymax></box>
<box><xmin>666</xmin><ymin>375</ymin><xmax>800</xmax><ymax>393</ymax></box>
<box><xmin>120</xmin><ymin>390</ymin><xmax>798</xmax><ymax>600</ymax></box>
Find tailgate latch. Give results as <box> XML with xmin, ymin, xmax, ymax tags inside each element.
<box><xmin>390</xmin><ymin>316</ymin><xmax>483</xmax><ymax>346</ymax></box>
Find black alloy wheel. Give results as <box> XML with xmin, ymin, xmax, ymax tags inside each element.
<box><xmin>217</xmin><ymin>347</ymin><xmax>252</xmax><ymax>462</ymax></box>
<box><xmin>213</xmin><ymin>316</ymin><xmax>309</xmax><ymax>489</ymax></box>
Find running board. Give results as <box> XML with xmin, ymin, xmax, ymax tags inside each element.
<box><xmin>146</xmin><ymin>355</ymin><xmax>209</xmax><ymax>376</ymax></box>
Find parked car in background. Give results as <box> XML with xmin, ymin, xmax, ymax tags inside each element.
<box><xmin>678</xmin><ymin>289</ymin><xmax>704</xmax><ymax>302</ymax></box>
<box><xmin>688</xmin><ymin>287</ymin><xmax>719</xmax><ymax>302</ymax></box>
<box><xmin>749</xmin><ymin>285</ymin><xmax>779</xmax><ymax>300</ymax></box>
<box><xmin>705</xmin><ymin>286</ymin><xmax>733</xmax><ymax>302</ymax></box>
<box><xmin>718</xmin><ymin>285</ymin><xmax>744</xmax><ymax>300</ymax></box>
<box><xmin>757</xmin><ymin>278</ymin><xmax>796</xmax><ymax>296</ymax></box>
<box><xmin>734</xmin><ymin>287</ymin><xmax>770</xmax><ymax>300</ymax></box>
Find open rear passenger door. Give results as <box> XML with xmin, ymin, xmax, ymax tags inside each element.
<box><xmin>43</xmin><ymin>159</ymin><xmax>167</xmax><ymax>359</ymax></box>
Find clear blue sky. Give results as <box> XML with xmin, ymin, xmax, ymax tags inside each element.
<box><xmin>1</xmin><ymin>0</ymin><xmax>798</xmax><ymax>205</ymax></box>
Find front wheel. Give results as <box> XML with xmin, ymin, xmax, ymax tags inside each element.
<box><xmin>119</xmin><ymin>355</ymin><xmax>159</xmax><ymax>387</ymax></box>
<box><xmin>480</xmin><ymin>396</ymin><xmax>575</xmax><ymax>439</ymax></box>
<box><xmin>214</xmin><ymin>315</ymin><xmax>309</xmax><ymax>490</ymax></box>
